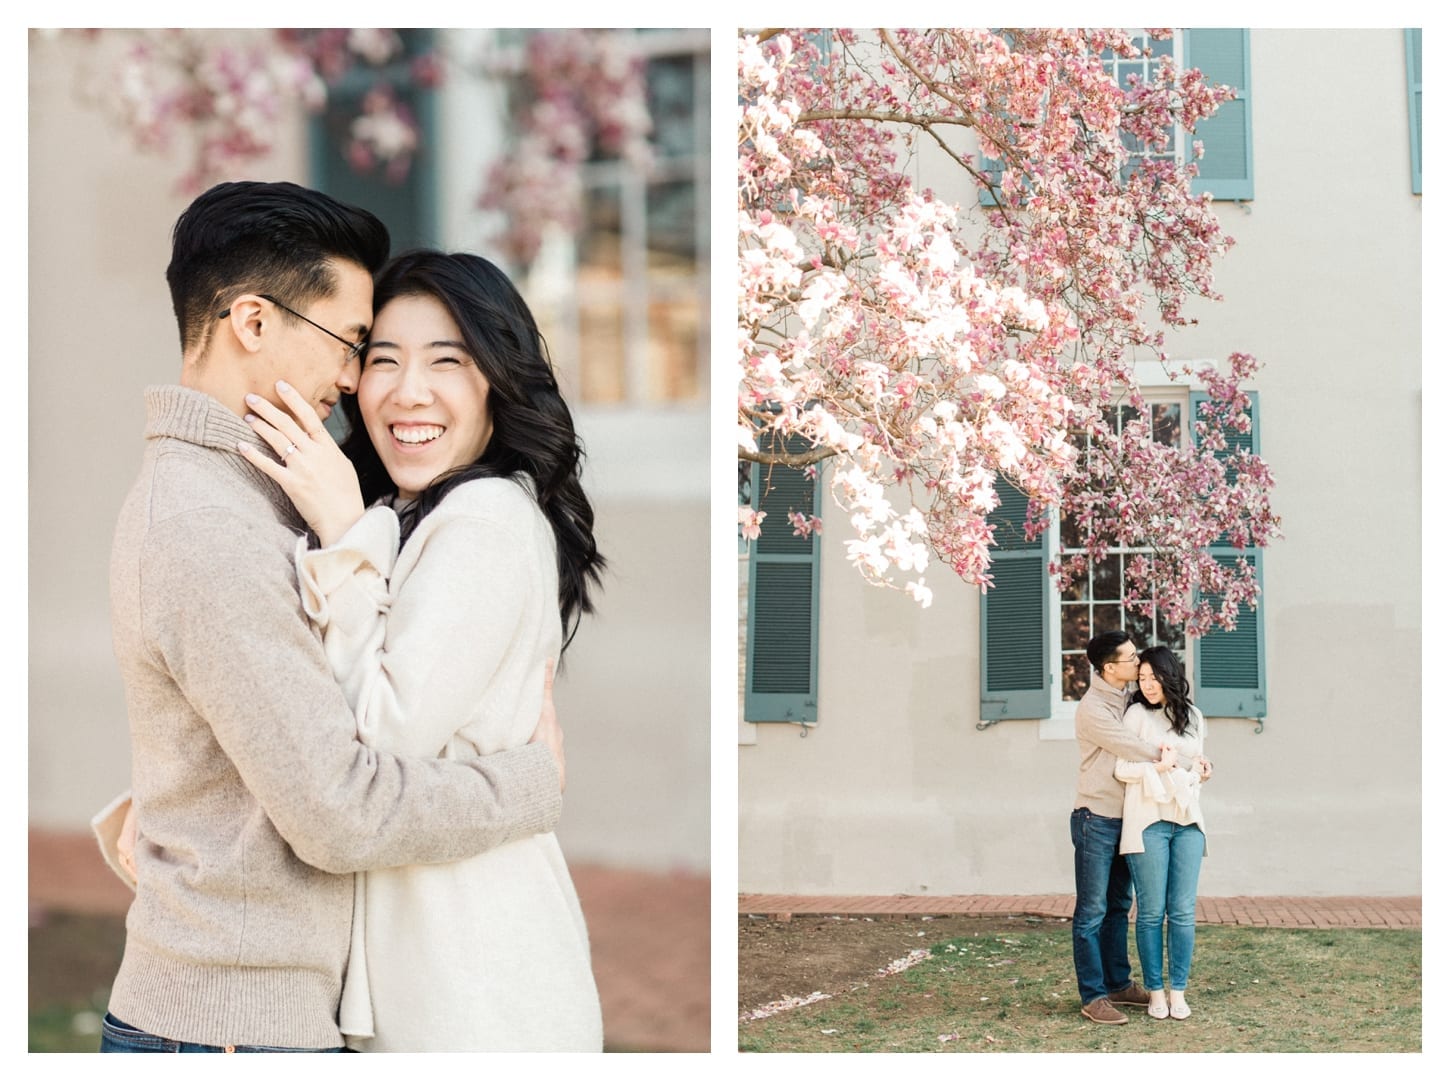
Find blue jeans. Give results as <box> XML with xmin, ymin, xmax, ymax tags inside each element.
<box><xmin>1125</xmin><ymin>820</ymin><xmax>1205</xmax><ymax>991</ymax></box>
<box><xmin>99</xmin><ymin>1013</ymin><xmax>344</xmax><ymax>1053</ymax></box>
<box><xmin>1070</xmin><ymin>807</ymin><xmax>1136</xmax><ymax>1004</ymax></box>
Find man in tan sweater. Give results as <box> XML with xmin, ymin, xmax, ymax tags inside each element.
<box><xmin>99</xmin><ymin>182</ymin><xmax>566</xmax><ymax>1053</ymax></box>
<box><xmin>1071</xmin><ymin>630</ymin><xmax>1168</xmax><ymax>1025</ymax></box>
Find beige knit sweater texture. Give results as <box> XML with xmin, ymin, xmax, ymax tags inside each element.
<box><xmin>104</xmin><ymin>386</ymin><xmax>561</xmax><ymax>1049</ymax></box>
<box><xmin>1073</xmin><ymin>672</ymin><xmax>1163</xmax><ymax>816</ymax></box>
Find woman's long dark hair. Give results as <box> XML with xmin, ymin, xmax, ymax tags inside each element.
<box><xmin>1130</xmin><ymin>646</ymin><xmax>1198</xmax><ymax>737</ymax></box>
<box><xmin>340</xmin><ymin>249</ymin><xmax>604</xmax><ymax>650</ymax></box>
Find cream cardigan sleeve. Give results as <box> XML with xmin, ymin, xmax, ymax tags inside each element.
<box><xmin>295</xmin><ymin>483</ymin><xmax>540</xmax><ymax>758</ymax></box>
<box><xmin>1115</xmin><ymin>704</ymin><xmax>1165</xmax><ymax>782</ymax></box>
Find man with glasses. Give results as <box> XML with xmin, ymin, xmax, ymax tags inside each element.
<box><xmin>1070</xmin><ymin>630</ymin><xmax>1173</xmax><ymax>1024</ymax></box>
<box><xmin>98</xmin><ymin>181</ymin><xmax>566</xmax><ymax>1052</ymax></box>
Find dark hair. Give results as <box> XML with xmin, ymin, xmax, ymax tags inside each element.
<box><xmin>166</xmin><ymin>180</ymin><xmax>390</xmax><ymax>355</ymax></box>
<box><xmin>340</xmin><ymin>249</ymin><xmax>604</xmax><ymax>650</ymax></box>
<box><xmin>1086</xmin><ymin>630</ymin><xmax>1132</xmax><ymax>675</ymax></box>
<box><xmin>1131</xmin><ymin>646</ymin><xmax>1198</xmax><ymax>737</ymax></box>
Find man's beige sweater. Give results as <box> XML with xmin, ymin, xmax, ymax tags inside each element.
<box><xmin>1073</xmin><ymin>672</ymin><xmax>1162</xmax><ymax>816</ymax></box>
<box><xmin>105</xmin><ymin>386</ymin><xmax>562</xmax><ymax>1048</ymax></box>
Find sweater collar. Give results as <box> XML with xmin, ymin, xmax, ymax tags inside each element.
<box><xmin>144</xmin><ymin>384</ymin><xmax>256</xmax><ymax>451</ymax></box>
<box><xmin>142</xmin><ymin>385</ymin><xmax>301</xmax><ymax>526</ymax></box>
<box><xmin>1088</xmin><ymin>671</ymin><xmax>1132</xmax><ymax>703</ymax></box>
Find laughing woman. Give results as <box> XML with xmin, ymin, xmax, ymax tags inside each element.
<box><xmin>1113</xmin><ymin>646</ymin><xmax>1212</xmax><ymax>1022</ymax></box>
<box><xmin>240</xmin><ymin>250</ymin><xmax>605</xmax><ymax>1050</ymax></box>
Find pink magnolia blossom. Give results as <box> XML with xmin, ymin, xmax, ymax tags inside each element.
<box><xmin>787</xmin><ymin>511</ymin><xmax>825</xmax><ymax>538</ymax></box>
<box><xmin>50</xmin><ymin>29</ymin><xmax>654</xmax><ymax>256</ymax></box>
<box><xmin>57</xmin><ymin>29</ymin><xmax>430</xmax><ymax>194</ymax></box>
<box><xmin>476</xmin><ymin>30</ymin><xmax>652</xmax><ymax>267</ymax></box>
<box><xmin>739</xmin><ymin>506</ymin><xmax>768</xmax><ymax>541</ymax></box>
<box><xmin>739</xmin><ymin>29</ymin><xmax>1280</xmax><ymax>629</ymax></box>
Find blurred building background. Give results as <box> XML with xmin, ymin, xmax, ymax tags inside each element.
<box><xmin>28</xmin><ymin>28</ymin><xmax>708</xmax><ymax>1051</ymax></box>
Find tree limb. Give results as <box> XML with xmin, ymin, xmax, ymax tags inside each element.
<box><xmin>739</xmin><ymin>444</ymin><xmax>841</xmax><ymax>467</ymax></box>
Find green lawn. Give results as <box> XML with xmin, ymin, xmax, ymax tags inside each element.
<box><xmin>29</xmin><ymin>910</ymin><xmax>127</xmax><ymax>1052</ymax></box>
<box><xmin>740</xmin><ymin>923</ymin><xmax>1421</xmax><ymax>1052</ymax></box>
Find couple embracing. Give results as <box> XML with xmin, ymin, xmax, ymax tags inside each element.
<box><xmin>94</xmin><ymin>181</ymin><xmax>605</xmax><ymax>1052</ymax></box>
<box><xmin>1071</xmin><ymin>630</ymin><xmax>1214</xmax><ymax>1025</ymax></box>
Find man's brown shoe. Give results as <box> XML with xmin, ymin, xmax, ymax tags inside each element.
<box><xmin>1081</xmin><ymin>997</ymin><xmax>1128</xmax><ymax>1024</ymax></box>
<box><xmin>1107</xmin><ymin>981</ymin><xmax>1152</xmax><ymax>1008</ymax></box>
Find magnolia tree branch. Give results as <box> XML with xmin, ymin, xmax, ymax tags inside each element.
<box><xmin>740</xmin><ymin>444</ymin><xmax>842</xmax><ymax>468</ymax></box>
<box><xmin>737</xmin><ymin>28</ymin><xmax>1279</xmax><ymax>619</ymax></box>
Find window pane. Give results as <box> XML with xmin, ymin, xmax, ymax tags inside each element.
<box><xmin>647</xmin><ymin>292</ymin><xmax>702</xmax><ymax>401</ymax></box>
<box><xmin>1062</xmin><ymin>654</ymin><xmax>1091</xmax><ymax>701</ymax></box>
<box><xmin>1153</xmin><ymin>402</ymin><xmax>1182</xmax><ymax>446</ymax></box>
<box><xmin>1116</xmin><ymin>59</ymin><xmax>1144</xmax><ymax>93</ymax></box>
<box><xmin>1092</xmin><ymin>556</ymin><xmax>1122</xmax><ymax>600</ymax></box>
<box><xmin>579</xmin><ymin>183</ymin><xmax>622</xmax><ymax>277</ymax></box>
<box><xmin>646</xmin><ymin>54</ymin><xmax>698</xmax><ymax>159</ymax></box>
<box><xmin>1147</xmin><ymin>34</ymin><xmax>1174</xmax><ymax>58</ymax></box>
<box><xmin>1157</xmin><ymin>610</ymin><xmax>1186</xmax><ymax>651</ymax></box>
<box><xmin>648</xmin><ymin>178</ymin><xmax>697</xmax><ymax>261</ymax></box>
<box><xmin>1092</xmin><ymin>604</ymin><xmax>1121</xmax><ymax>635</ymax></box>
<box><xmin>1062</xmin><ymin>604</ymin><xmax>1090</xmax><ymax>651</ymax></box>
<box><xmin>1125</xmin><ymin>607</ymin><xmax>1154</xmax><ymax>646</ymax></box>
<box><xmin>579</xmin><ymin>302</ymin><xmax>625</xmax><ymax>402</ymax></box>
<box><xmin>1061</xmin><ymin>511</ymin><xmax>1083</xmax><ymax>551</ymax></box>
<box><xmin>1061</xmin><ymin>559</ymin><xmax>1087</xmax><ymax>600</ymax></box>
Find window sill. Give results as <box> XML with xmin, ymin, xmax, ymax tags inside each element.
<box><xmin>1038</xmin><ymin>710</ymin><xmax>1076</xmax><ymax>742</ymax></box>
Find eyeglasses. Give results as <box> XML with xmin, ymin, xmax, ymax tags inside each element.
<box><xmin>217</xmin><ymin>294</ymin><xmax>367</xmax><ymax>362</ymax></box>
<box><xmin>1109</xmin><ymin>652</ymin><xmax>1141</xmax><ymax>667</ymax></box>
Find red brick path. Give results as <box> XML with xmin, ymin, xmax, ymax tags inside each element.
<box><xmin>738</xmin><ymin>892</ymin><xmax>1420</xmax><ymax>928</ymax></box>
<box><xmin>29</xmin><ymin>828</ymin><xmax>709</xmax><ymax>1052</ymax></box>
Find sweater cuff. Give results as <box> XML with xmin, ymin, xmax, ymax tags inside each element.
<box><xmin>491</xmin><ymin>743</ymin><xmax>565</xmax><ymax>843</ymax></box>
<box><xmin>91</xmin><ymin>789</ymin><xmax>137</xmax><ymax>890</ymax></box>
<box><xmin>296</xmin><ymin>507</ymin><xmax>400</xmax><ymax>624</ymax></box>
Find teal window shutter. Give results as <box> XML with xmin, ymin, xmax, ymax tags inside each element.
<box><xmin>979</xmin><ymin>477</ymin><xmax>1051</xmax><ymax>720</ymax></box>
<box><xmin>307</xmin><ymin>29</ymin><xmax>440</xmax><ymax>252</ymax></box>
<box><xmin>1190</xmin><ymin>390</ymin><xmax>1267</xmax><ymax>719</ymax></box>
<box><xmin>1406</xmin><ymin>29</ymin><xmax>1423</xmax><ymax>195</ymax></box>
<box><xmin>744</xmin><ymin>435</ymin><xmax>821</xmax><ymax>723</ymax></box>
<box><xmin>1184</xmin><ymin>29</ymin><xmax>1253</xmax><ymax>201</ymax></box>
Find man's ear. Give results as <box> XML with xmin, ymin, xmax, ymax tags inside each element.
<box><xmin>221</xmin><ymin>294</ymin><xmax>269</xmax><ymax>355</ymax></box>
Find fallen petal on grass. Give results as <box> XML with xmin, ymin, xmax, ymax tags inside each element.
<box><xmin>740</xmin><ymin>991</ymin><xmax>833</xmax><ymax>1022</ymax></box>
<box><xmin>876</xmin><ymin>948</ymin><xmax>930</xmax><ymax>978</ymax></box>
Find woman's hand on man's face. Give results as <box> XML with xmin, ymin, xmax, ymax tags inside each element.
<box><xmin>238</xmin><ymin>381</ymin><xmax>366</xmax><ymax>547</ymax></box>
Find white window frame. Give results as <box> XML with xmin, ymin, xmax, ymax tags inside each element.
<box><xmin>1038</xmin><ymin>359</ymin><xmax>1212</xmax><ymax>740</ymax></box>
<box><xmin>1104</xmin><ymin>30</ymin><xmax>1188</xmax><ymax>173</ymax></box>
<box><xmin>435</xmin><ymin>29</ymin><xmax>709</xmax><ymax>503</ymax></box>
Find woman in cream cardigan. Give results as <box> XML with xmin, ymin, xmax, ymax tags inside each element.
<box><xmin>239</xmin><ymin>250</ymin><xmax>606</xmax><ymax>1050</ymax></box>
<box><xmin>1114</xmin><ymin>646</ymin><xmax>1212</xmax><ymax>1021</ymax></box>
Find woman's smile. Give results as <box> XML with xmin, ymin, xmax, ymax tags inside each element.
<box><xmin>359</xmin><ymin>293</ymin><xmax>494</xmax><ymax>501</ymax></box>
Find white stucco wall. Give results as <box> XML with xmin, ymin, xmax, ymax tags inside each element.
<box><xmin>739</xmin><ymin>29</ymin><xmax>1421</xmax><ymax>897</ymax></box>
<box><xmin>27</xmin><ymin>31</ymin><xmax>709</xmax><ymax>875</ymax></box>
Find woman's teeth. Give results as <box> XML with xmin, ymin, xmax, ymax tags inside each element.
<box><xmin>393</xmin><ymin>425</ymin><xmax>444</xmax><ymax>445</ymax></box>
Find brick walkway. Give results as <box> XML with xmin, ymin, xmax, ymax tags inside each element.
<box><xmin>29</xmin><ymin>828</ymin><xmax>709</xmax><ymax>1052</ymax></box>
<box><xmin>738</xmin><ymin>893</ymin><xmax>1420</xmax><ymax>929</ymax></box>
